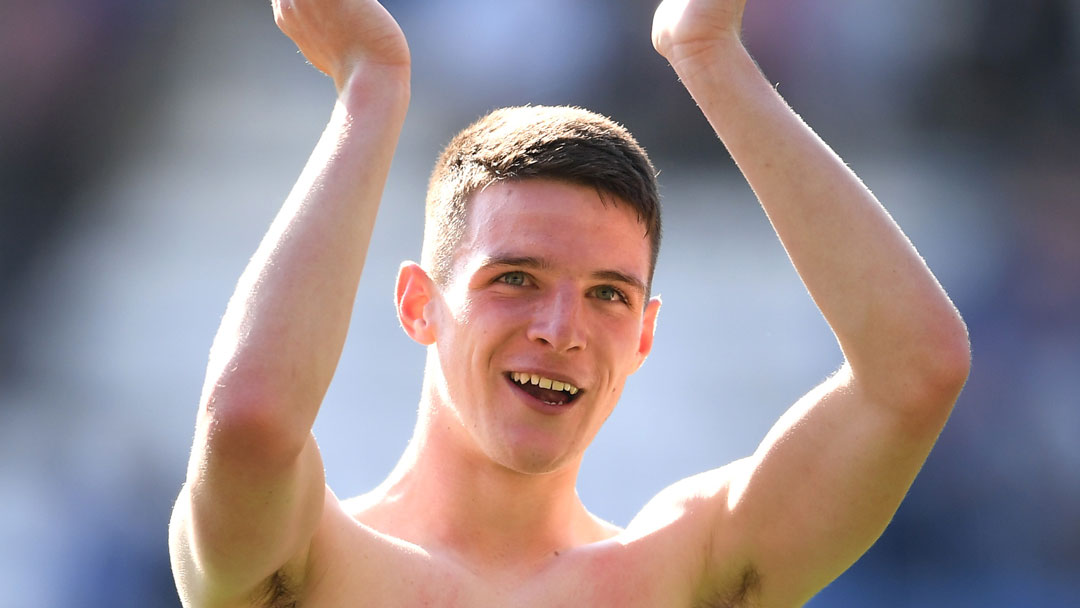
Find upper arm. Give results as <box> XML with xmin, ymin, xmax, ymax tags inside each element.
<box><xmin>631</xmin><ymin>362</ymin><xmax>962</xmax><ymax>606</ymax></box>
<box><xmin>711</xmin><ymin>363</ymin><xmax>960</xmax><ymax>605</ymax></box>
<box><xmin>169</xmin><ymin>405</ymin><xmax>327</xmax><ymax>607</ymax></box>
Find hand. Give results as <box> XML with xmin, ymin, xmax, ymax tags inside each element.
<box><xmin>272</xmin><ymin>0</ymin><xmax>410</xmax><ymax>91</ymax></box>
<box><xmin>652</xmin><ymin>0</ymin><xmax>747</xmax><ymax>67</ymax></box>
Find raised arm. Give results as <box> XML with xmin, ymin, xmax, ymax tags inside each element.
<box><xmin>169</xmin><ymin>1</ymin><xmax>409</xmax><ymax>605</ymax></box>
<box><xmin>648</xmin><ymin>1</ymin><xmax>969</xmax><ymax>604</ymax></box>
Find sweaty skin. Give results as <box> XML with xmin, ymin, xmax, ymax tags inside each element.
<box><xmin>169</xmin><ymin>1</ymin><xmax>969</xmax><ymax>607</ymax></box>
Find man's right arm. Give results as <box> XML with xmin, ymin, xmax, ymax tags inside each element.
<box><xmin>169</xmin><ymin>2</ymin><xmax>409</xmax><ymax>605</ymax></box>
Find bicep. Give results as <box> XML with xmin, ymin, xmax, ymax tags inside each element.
<box><xmin>718</xmin><ymin>365</ymin><xmax>951</xmax><ymax>604</ymax></box>
<box><xmin>170</xmin><ymin>425</ymin><xmax>326</xmax><ymax>607</ymax></box>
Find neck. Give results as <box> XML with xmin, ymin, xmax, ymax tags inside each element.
<box><xmin>363</xmin><ymin>385</ymin><xmax>613</xmax><ymax>571</ymax></box>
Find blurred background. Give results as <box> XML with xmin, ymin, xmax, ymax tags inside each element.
<box><xmin>1</xmin><ymin>0</ymin><xmax>1078</xmax><ymax>606</ymax></box>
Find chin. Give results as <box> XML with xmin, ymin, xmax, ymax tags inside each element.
<box><xmin>489</xmin><ymin>443</ymin><xmax>578</xmax><ymax>476</ymax></box>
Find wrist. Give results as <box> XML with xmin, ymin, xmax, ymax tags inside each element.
<box><xmin>335</xmin><ymin>63</ymin><xmax>411</xmax><ymax>113</ymax></box>
<box><xmin>666</xmin><ymin>39</ymin><xmax>781</xmax><ymax>148</ymax></box>
<box><xmin>666</xmin><ymin>34</ymin><xmax>754</xmax><ymax>90</ymax></box>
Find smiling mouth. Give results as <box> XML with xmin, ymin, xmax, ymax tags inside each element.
<box><xmin>507</xmin><ymin>372</ymin><xmax>583</xmax><ymax>406</ymax></box>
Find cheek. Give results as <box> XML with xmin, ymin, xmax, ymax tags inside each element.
<box><xmin>442</xmin><ymin>298</ymin><xmax>530</xmax><ymax>369</ymax></box>
<box><xmin>594</xmin><ymin>312</ymin><xmax>644</xmax><ymax>353</ymax></box>
<box><xmin>465</xmin><ymin>295</ymin><xmax>539</xmax><ymax>332</ymax></box>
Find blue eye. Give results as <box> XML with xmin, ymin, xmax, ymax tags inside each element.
<box><xmin>498</xmin><ymin>271</ymin><xmax>528</xmax><ymax>286</ymax></box>
<box><xmin>592</xmin><ymin>285</ymin><xmax>626</xmax><ymax>303</ymax></box>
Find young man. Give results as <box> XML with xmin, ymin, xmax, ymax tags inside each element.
<box><xmin>169</xmin><ymin>0</ymin><xmax>970</xmax><ymax>606</ymax></box>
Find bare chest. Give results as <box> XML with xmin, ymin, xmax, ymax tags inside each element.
<box><xmin>299</xmin><ymin>540</ymin><xmax>696</xmax><ymax>608</ymax></box>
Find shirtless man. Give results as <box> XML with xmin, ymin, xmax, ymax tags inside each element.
<box><xmin>169</xmin><ymin>1</ymin><xmax>971</xmax><ymax>606</ymax></box>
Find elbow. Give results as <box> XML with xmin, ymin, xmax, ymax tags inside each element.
<box><xmin>198</xmin><ymin>371</ymin><xmax>311</xmax><ymax>469</ymax></box>
<box><xmin>925</xmin><ymin>313</ymin><xmax>972</xmax><ymax>397</ymax></box>
<box><xmin>895</xmin><ymin>314</ymin><xmax>971</xmax><ymax>423</ymax></box>
<box><xmin>853</xmin><ymin>312</ymin><xmax>971</xmax><ymax>430</ymax></box>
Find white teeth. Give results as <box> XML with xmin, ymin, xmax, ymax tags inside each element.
<box><xmin>510</xmin><ymin>372</ymin><xmax>580</xmax><ymax>394</ymax></box>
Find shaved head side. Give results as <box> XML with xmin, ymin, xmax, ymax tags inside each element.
<box><xmin>422</xmin><ymin>106</ymin><xmax>662</xmax><ymax>293</ymax></box>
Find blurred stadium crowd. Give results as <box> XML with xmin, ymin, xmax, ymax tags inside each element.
<box><xmin>1</xmin><ymin>1</ymin><xmax>1077</xmax><ymax>606</ymax></box>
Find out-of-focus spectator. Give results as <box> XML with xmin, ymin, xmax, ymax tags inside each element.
<box><xmin>918</xmin><ymin>0</ymin><xmax>1080</xmax><ymax>145</ymax></box>
<box><xmin>0</xmin><ymin>0</ymin><xmax>178</xmax><ymax>377</ymax></box>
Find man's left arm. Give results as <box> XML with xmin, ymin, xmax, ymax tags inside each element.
<box><xmin>650</xmin><ymin>1</ymin><xmax>970</xmax><ymax>604</ymax></box>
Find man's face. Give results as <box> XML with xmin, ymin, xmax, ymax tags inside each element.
<box><xmin>429</xmin><ymin>178</ymin><xmax>660</xmax><ymax>475</ymax></box>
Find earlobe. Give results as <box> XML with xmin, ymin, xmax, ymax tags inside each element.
<box><xmin>396</xmin><ymin>261</ymin><xmax>438</xmax><ymax>345</ymax></box>
<box><xmin>635</xmin><ymin>295</ymin><xmax>662</xmax><ymax>370</ymax></box>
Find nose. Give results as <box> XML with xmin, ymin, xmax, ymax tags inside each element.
<box><xmin>526</xmin><ymin>283</ymin><xmax>586</xmax><ymax>353</ymax></box>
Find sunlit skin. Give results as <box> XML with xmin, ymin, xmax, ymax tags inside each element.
<box><xmin>420</xmin><ymin>178</ymin><xmax>661</xmax><ymax>477</ymax></box>
<box><xmin>170</xmin><ymin>1</ymin><xmax>971</xmax><ymax>605</ymax></box>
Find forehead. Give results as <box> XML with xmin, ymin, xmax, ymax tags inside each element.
<box><xmin>455</xmin><ymin>179</ymin><xmax>651</xmax><ymax>278</ymax></box>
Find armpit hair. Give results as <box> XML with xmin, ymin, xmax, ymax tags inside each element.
<box><xmin>696</xmin><ymin>565</ymin><xmax>762</xmax><ymax>608</ymax></box>
<box><xmin>251</xmin><ymin>570</ymin><xmax>298</xmax><ymax>608</ymax></box>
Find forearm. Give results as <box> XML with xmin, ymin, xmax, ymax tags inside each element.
<box><xmin>202</xmin><ymin>69</ymin><xmax>409</xmax><ymax>453</ymax></box>
<box><xmin>674</xmin><ymin>42</ymin><xmax>968</xmax><ymax>402</ymax></box>
<box><xmin>172</xmin><ymin>3</ymin><xmax>413</xmax><ymax>598</ymax></box>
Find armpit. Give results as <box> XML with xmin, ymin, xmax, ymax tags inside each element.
<box><xmin>695</xmin><ymin>565</ymin><xmax>762</xmax><ymax>608</ymax></box>
<box><xmin>251</xmin><ymin>570</ymin><xmax>298</xmax><ymax>608</ymax></box>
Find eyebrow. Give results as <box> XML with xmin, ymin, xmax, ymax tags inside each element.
<box><xmin>591</xmin><ymin>270</ymin><xmax>647</xmax><ymax>297</ymax></box>
<box><xmin>478</xmin><ymin>255</ymin><xmax>548</xmax><ymax>272</ymax></box>
<box><xmin>477</xmin><ymin>254</ymin><xmax>647</xmax><ymax>297</ymax></box>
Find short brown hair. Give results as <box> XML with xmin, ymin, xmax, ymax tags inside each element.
<box><xmin>422</xmin><ymin>105</ymin><xmax>661</xmax><ymax>293</ymax></box>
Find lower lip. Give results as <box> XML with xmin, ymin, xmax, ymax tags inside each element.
<box><xmin>507</xmin><ymin>377</ymin><xmax>578</xmax><ymax>416</ymax></box>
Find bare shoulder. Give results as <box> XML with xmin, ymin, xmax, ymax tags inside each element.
<box><xmin>619</xmin><ymin>459</ymin><xmax>762</xmax><ymax>606</ymax></box>
<box><xmin>310</xmin><ymin>487</ymin><xmax>429</xmax><ymax>565</ymax></box>
<box><xmin>624</xmin><ymin>459</ymin><xmax>748</xmax><ymax>539</ymax></box>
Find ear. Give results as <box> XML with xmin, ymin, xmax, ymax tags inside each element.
<box><xmin>633</xmin><ymin>295</ymin><xmax>662</xmax><ymax>371</ymax></box>
<box><xmin>395</xmin><ymin>261</ymin><xmax>438</xmax><ymax>345</ymax></box>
